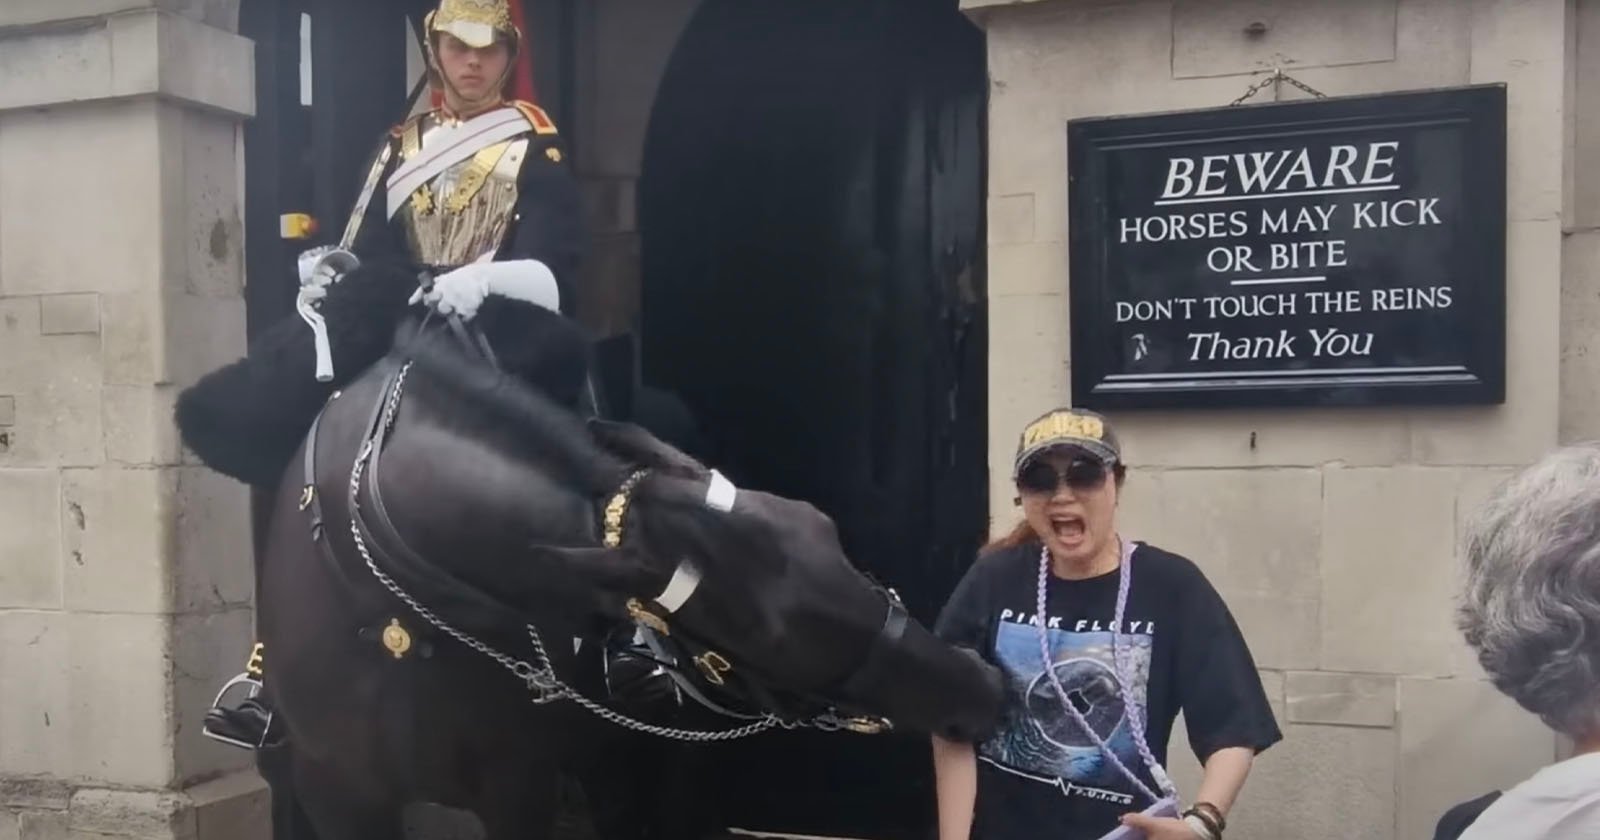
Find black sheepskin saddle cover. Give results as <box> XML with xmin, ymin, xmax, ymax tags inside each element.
<box><xmin>174</xmin><ymin>260</ymin><xmax>589</xmax><ymax>489</ymax></box>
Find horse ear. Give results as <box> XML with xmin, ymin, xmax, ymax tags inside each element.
<box><xmin>587</xmin><ymin>418</ymin><xmax>707</xmax><ymax>477</ymax></box>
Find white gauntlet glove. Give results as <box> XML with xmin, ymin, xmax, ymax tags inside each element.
<box><xmin>407</xmin><ymin>259</ymin><xmax>561</xmax><ymax>320</ymax></box>
<box><xmin>294</xmin><ymin>246</ymin><xmax>360</xmax><ymax>382</ymax></box>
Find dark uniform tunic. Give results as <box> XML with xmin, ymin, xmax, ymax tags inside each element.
<box><xmin>175</xmin><ymin>101</ymin><xmax>586</xmax><ymax>488</ymax></box>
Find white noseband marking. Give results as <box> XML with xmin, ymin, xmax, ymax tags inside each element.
<box><xmin>706</xmin><ymin>469</ymin><xmax>737</xmax><ymax>513</ymax></box>
<box><xmin>655</xmin><ymin>560</ymin><xmax>702</xmax><ymax>613</ymax></box>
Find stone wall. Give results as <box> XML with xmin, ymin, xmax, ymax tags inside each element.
<box><xmin>0</xmin><ymin>3</ymin><xmax>267</xmax><ymax>838</ymax></box>
<box><xmin>964</xmin><ymin>0</ymin><xmax>1580</xmax><ymax>837</ymax></box>
<box><xmin>570</xmin><ymin>0</ymin><xmax>701</xmax><ymax>337</ymax></box>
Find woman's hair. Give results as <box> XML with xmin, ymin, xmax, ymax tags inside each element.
<box><xmin>982</xmin><ymin>461</ymin><xmax>1127</xmax><ymax>552</ymax></box>
<box><xmin>1458</xmin><ymin>442</ymin><xmax>1600</xmax><ymax>739</ymax></box>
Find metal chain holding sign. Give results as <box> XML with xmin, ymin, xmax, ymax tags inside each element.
<box><xmin>1230</xmin><ymin>67</ymin><xmax>1329</xmax><ymax>107</ymax></box>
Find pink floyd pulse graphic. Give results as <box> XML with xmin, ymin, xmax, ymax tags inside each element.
<box><xmin>979</xmin><ymin>620</ymin><xmax>1155</xmax><ymax>807</ymax></box>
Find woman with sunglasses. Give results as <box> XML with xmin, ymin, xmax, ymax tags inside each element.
<box><xmin>932</xmin><ymin>408</ymin><xmax>1280</xmax><ymax>840</ymax></box>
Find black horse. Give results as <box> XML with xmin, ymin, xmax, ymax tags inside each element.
<box><xmin>233</xmin><ymin>305</ymin><xmax>1002</xmax><ymax>839</ymax></box>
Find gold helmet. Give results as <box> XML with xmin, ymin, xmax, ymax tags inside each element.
<box><xmin>425</xmin><ymin>0</ymin><xmax>521</xmax><ymax>50</ymax></box>
<box><xmin>423</xmin><ymin>0</ymin><xmax>522</xmax><ymax>110</ymax></box>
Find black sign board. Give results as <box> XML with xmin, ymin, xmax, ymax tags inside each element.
<box><xmin>1066</xmin><ymin>84</ymin><xmax>1506</xmax><ymax>409</ymax></box>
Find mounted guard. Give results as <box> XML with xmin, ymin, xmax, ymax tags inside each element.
<box><xmin>179</xmin><ymin>0</ymin><xmax>590</xmax><ymax>750</ymax></box>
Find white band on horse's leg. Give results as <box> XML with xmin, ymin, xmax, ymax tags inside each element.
<box><xmin>655</xmin><ymin>560</ymin><xmax>702</xmax><ymax>613</ymax></box>
<box><xmin>706</xmin><ymin>469</ymin><xmax>737</xmax><ymax>512</ymax></box>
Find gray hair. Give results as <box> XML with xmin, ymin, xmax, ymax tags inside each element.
<box><xmin>1459</xmin><ymin>442</ymin><xmax>1600</xmax><ymax>739</ymax></box>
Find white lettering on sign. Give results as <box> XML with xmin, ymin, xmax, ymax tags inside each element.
<box><xmin>1158</xmin><ymin>142</ymin><xmax>1400</xmax><ymax>203</ymax></box>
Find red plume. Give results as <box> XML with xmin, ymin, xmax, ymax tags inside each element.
<box><xmin>508</xmin><ymin>0</ymin><xmax>539</xmax><ymax>104</ymax></box>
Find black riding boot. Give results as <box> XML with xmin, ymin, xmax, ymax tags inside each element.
<box><xmin>204</xmin><ymin>694</ymin><xmax>284</xmax><ymax>750</ymax></box>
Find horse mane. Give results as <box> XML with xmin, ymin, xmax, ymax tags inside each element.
<box><xmin>394</xmin><ymin>312</ymin><xmax>629</xmax><ymax>498</ymax></box>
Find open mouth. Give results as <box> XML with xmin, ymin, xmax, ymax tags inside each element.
<box><xmin>1049</xmin><ymin>514</ymin><xmax>1085</xmax><ymax>542</ymax></box>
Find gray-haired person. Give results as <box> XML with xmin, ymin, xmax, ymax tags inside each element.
<box><xmin>1440</xmin><ymin>443</ymin><xmax>1600</xmax><ymax>839</ymax></box>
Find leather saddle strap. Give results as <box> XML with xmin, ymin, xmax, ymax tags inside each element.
<box><xmin>301</xmin><ymin>395</ymin><xmax>365</xmax><ymax>599</ymax></box>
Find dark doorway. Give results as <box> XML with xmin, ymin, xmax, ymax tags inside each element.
<box><xmin>637</xmin><ymin>0</ymin><xmax>989</xmax><ymax>836</ymax></box>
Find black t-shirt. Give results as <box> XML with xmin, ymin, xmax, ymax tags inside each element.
<box><xmin>934</xmin><ymin>540</ymin><xmax>1282</xmax><ymax>840</ymax></box>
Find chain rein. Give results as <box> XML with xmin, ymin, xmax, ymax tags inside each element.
<box><xmin>344</xmin><ymin>360</ymin><xmax>867</xmax><ymax>741</ymax></box>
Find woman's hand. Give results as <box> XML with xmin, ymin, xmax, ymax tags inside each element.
<box><xmin>1117</xmin><ymin>813</ymin><xmax>1200</xmax><ymax>839</ymax></box>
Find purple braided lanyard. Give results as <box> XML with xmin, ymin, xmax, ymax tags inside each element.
<box><xmin>1035</xmin><ymin>537</ymin><xmax>1179</xmax><ymax>806</ymax></box>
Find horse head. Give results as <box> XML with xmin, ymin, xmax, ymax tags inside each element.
<box><xmin>577</xmin><ymin>419</ymin><xmax>1005</xmax><ymax>741</ymax></box>
<box><xmin>389</xmin><ymin>319</ymin><xmax>1003</xmax><ymax>743</ymax></box>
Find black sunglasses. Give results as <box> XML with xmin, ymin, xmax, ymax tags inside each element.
<box><xmin>1016</xmin><ymin>458</ymin><xmax>1110</xmax><ymax>494</ymax></box>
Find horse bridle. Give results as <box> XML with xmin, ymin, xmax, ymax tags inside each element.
<box><xmin>304</xmin><ymin>307</ymin><xmax>904</xmax><ymax>739</ymax></box>
<box><xmin>596</xmin><ymin>466</ymin><xmax>905</xmax><ymax>734</ymax></box>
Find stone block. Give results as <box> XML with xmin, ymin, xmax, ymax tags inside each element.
<box><xmin>39</xmin><ymin>295</ymin><xmax>101</xmax><ymax>336</ymax></box>
<box><xmin>144</xmin><ymin>12</ymin><xmax>254</xmax><ymax>119</ymax></box>
<box><xmin>0</xmin><ymin>299</ymin><xmax>104</xmax><ymax>468</ymax></box>
<box><xmin>103</xmin><ymin>291</ymin><xmax>245</xmax><ymax>390</ymax></box>
<box><xmin>68</xmin><ymin>789</ymin><xmax>190</xmax><ymax>840</ymax></box>
<box><xmin>1275</xmin><ymin>0</ymin><xmax>1470</xmax><ymax>98</ymax></box>
<box><xmin>100</xmin><ymin>292</ymin><xmax>162</xmax><ymax>388</ymax></box>
<box><xmin>170</xmin><ymin>610</ymin><xmax>255</xmax><ymax>785</ymax></box>
<box><xmin>1172</xmin><ymin>0</ymin><xmax>1398</xmax><ymax>79</ymax></box>
<box><xmin>989</xmin><ymin>242</ymin><xmax>1067</xmax><ymax>298</ymax></box>
<box><xmin>1397</xmin><ymin>677</ymin><xmax>1557</xmax><ymax>840</ymax></box>
<box><xmin>1286</xmin><ymin>671</ymin><xmax>1397</xmax><ymax>728</ymax></box>
<box><xmin>1470</xmin><ymin>0</ymin><xmax>1567</xmax><ymax>224</ymax></box>
<box><xmin>15</xmin><ymin>810</ymin><xmax>63</xmax><ymax>840</ymax></box>
<box><xmin>0</xmin><ymin>9</ymin><xmax>251</xmax><ymax>117</ymax></box>
<box><xmin>167</xmin><ymin>107</ymin><xmax>244</xmax><ymax>299</ymax></box>
<box><xmin>0</xmin><ymin>21</ymin><xmax>114</xmax><ymax>115</ymax></box>
<box><xmin>1412</xmin><ymin>220</ymin><xmax>1562</xmax><ymax>465</ymax></box>
<box><xmin>986</xmin><ymin>0</ymin><xmax>1174</xmax><ymax>203</ymax></box>
<box><xmin>0</xmin><ymin>811</ymin><xmax>15</xmax><ymax>840</ymax></box>
<box><xmin>1560</xmin><ymin>230</ymin><xmax>1600</xmax><ymax>442</ymax></box>
<box><xmin>103</xmin><ymin>385</ymin><xmax>182</xmax><ymax>467</ymax></box>
<box><xmin>1109</xmin><ymin>408</ymin><xmax>1412</xmax><ymax>468</ymax></box>
<box><xmin>163</xmin><ymin>294</ymin><xmax>246</xmax><ymax>389</ymax></box>
<box><xmin>0</xmin><ymin>468</ymin><xmax>64</xmax><ymax>609</ymax></box>
<box><xmin>0</xmin><ymin>780</ymin><xmax>71</xmax><ymax>812</ymax></box>
<box><xmin>1321</xmin><ymin>467</ymin><xmax>1471</xmax><ymax>675</ymax></box>
<box><xmin>0</xmin><ymin>1</ymin><xmax>160</xmax><ymax>29</ymax></box>
<box><xmin>188</xmin><ymin>772</ymin><xmax>268</xmax><ymax>840</ymax></box>
<box><xmin>0</xmin><ymin>397</ymin><xmax>13</xmax><ymax>427</ymax></box>
<box><xmin>61</xmin><ymin>468</ymin><xmax>176</xmax><ymax>615</ymax></box>
<box><xmin>987</xmin><ymin>193</ymin><xmax>1035</xmax><ymax>245</ymax></box>
<box><xmin>1118</xmin><ymin>468</ymin><xmax>1321</xmax><ymax>670</ymax></box>
<box><xmin>171</xmin><ymin>467</ymin><xmax>251</xmax><ymax>614</ymax></box>
<box><xmin>1573</xmin><ymin>0</ymin><xmax>1600</xmax><ymax>229</ymax></box>
<box><xmin>62</xmin><ymin>613</ymin><xmax>174</xmax><ymax>786</ymax></box>
<box><xmin>0</xmin><ymin>612</ymin><xmax>71</xmax><ymax>777</ymax></box>
<box><xmin>0</xmin><ymin>102</ymin><xmax>163</xmax><ymax>298</ymax></box>
<box><xmin>1168</xmin><ymin>716</ymin><xmax>1394</xmax><ymax>840</ymax></box>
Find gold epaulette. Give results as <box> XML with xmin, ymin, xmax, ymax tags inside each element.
<box><xmin>511</xmin><ymin>100</ymin><xmax>558</xmax><ymax>135</ymax></box>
